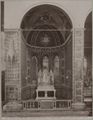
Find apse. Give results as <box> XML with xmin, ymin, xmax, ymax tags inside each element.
<box><xmin>20</xmin><ymin>4</ymin><xmax>73</xmax><ymax>101</ymax></box>
<box><xmin>21</xmin><ymin>4</ymin><xmax>72</xmax><ymax>47</ymax></box>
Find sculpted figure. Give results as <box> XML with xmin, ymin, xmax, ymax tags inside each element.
<box><xmin>50</xmin><ymin>70</ymin><xmax>54</xmax><ymax>85</ymax></box>
<box><xmin>42</xmin><ymin>67</ymin><xmax>50</xmax><ymax>85</ymax></box>
<box><xmin>38</xmin><ymin>56</ymin><xmax>54</xmax><ymax>86</ymax></box>
<box><xmin>38</xmin><ymin>70</ymin><xmax>42</xmax><ymax>85</ymax></box>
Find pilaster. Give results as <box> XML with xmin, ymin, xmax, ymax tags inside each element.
<box><xmin>72</xmin><ymin>28</ymin><xmax>85</xmax><ymax>110</ymax></box>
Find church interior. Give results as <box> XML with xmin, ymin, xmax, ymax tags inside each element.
<box><xmin>0</xmin><ymin>0</ymin><xmax>92</xmax><ymax>116</ymax></box>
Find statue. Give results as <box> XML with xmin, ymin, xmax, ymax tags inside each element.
<box><xmin>38</xmin><ymin>56</ymin><xmax>54</xmax><ymax>86</ymax></box>
<box><xmin>50</xmin><ymin>70</ymin><xmax>54</xmax><ymax>85</ymax></box>
<box><xmin>36</xmin><ymin>56</ymin><xmax>55</xmax><ymax>100</ymax></box>
<box><xmin>38</xmin><ymin>68</ymin><xmax>54</xmax><ymax>86</ymax></box>
<box><xmin>43</xmin><ymin>56</ymin><xmax>49</xmax><ymax>69</ymax></box>
<box><xmin>38</xmin><ymin>70</ymin><xmax>42</xmax><ymax>85</ymax></box>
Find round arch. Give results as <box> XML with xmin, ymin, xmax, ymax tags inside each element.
<box><xmin>20</xmin><ymin>4</ymin><xmax>73</xmax><ymax>48</ymax></box>
<box><xmin>83</xmin><ymin>9</ymin><xmax>92</xmax><ymax>28</ymax></box>
<box><xmin>84</xmin><ymin>11</ymin><xmax>92</xmax><ymax>100</ymax></box>
<box><xmin>19</xmin><ymin>2</ymin><xmax>74</xmax><ymax>28</ymax></box>
<box><xmin>20</xmin><ymin>3</ymin><xmax>73</xmax><ymax>101</ymax></box>
<box><xmin>84</xmin><ymin>11</ymin><xmax>92</xmax><ymax>48</ymax></box>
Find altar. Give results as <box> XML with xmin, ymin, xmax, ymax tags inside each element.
<box><xmin>36</xmin><ymin>56</ymin><xmax>56</xmax><ymax>101</ymax></box>
<box><xmin>36</xmin><ymin>86</ymin><xmax>56</xmax><ymax>100</ymax></box>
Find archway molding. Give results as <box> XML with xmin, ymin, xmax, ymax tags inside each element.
<box><xmin>83</xmin><ymin>9</ymin><xmax>92</xmax><ymax>28</ymax></box>
<box><xmin>19</xmin><ymin>1</ymin><xmax>75</xmax><ymax>28</ymax></box>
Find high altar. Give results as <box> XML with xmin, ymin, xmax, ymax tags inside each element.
<box><xmin>36</xmin><ymin>56</ymin><xmax>56</xmax><ymax>100</ymax></box>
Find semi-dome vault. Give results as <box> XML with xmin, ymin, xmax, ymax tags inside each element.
<box><xmin>20</xmin><ymin>4</ymin><xmax>72</xmax><ymax>47</ymax></box>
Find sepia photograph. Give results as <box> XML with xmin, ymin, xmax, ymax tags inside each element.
<box><xmin>0</xmin><ymin>0</ymin><xmax>92</xmax><ymax>118</ymax></box>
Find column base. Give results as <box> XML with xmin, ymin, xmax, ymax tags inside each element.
<box><xmin>72</xmin><ymin>102</ymin><xmax>85</xmax><ymax>110</ymax></box>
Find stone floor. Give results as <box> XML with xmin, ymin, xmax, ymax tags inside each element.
<box><xmin>2</xmin><ymin>110</ymin><xmax>91</xmax><ymax>117</ymax></box>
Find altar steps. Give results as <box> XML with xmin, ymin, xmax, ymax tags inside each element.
<box><xmin>2</xmin><ymin>110</ymin><xmax>91</xmax><ymax>117</ymax></box>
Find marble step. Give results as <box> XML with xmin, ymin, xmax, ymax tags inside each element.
<box><xmin>2</xmin><ymin>110</ymin><xmax>91</xmax><ymax>117</ymax></box>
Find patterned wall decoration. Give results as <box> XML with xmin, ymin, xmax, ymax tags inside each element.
<box><xmin>4</xmin><ymin>30</ymin><xmax>21</xmax><ymax>101</ymax></box>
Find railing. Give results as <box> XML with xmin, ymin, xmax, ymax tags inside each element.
<box><xmin>22</xmin><ymin>99</ymin><xmax>72</xmax><ymax>110</ymax></box>
<box><xmin>22</xmin><ymin>100</ymin><xmax>38</xmax><ymax>110</ymax></box>
<box><xmin>56</xmin><ymin>100</ymin><xmax>72</xmax><ymax>110</ymax></box>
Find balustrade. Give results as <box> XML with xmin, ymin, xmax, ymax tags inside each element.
<box><xmin>22</xmin><ymin>99</ymin><xmax>72</xmax><ymax>110</ymax></box>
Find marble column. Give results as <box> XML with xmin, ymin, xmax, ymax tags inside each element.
<box><xmin>72</xmin><ymin>28</ymin><xmax>85</xmax><ymax>110</ymax></box>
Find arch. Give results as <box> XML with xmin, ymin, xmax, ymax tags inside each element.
<box><xmin>31</xmin><ymin>56</ymin><xmax>38</xmax><ymax>81</ymax></box>
<box><xmin>83</xmin><ymin>9</ymin><xmax>92</xmax><ymax>28</ymax></box>
<box><xmin>20</xmin><ymin>2</ymin><xmax>74</xmax><ymax>28</ymax></box>
<box><xmin>32</xmin><ymin>56</ymin><xmax>38</xmax><ymax>72</ymax></box>
<box><xmin>54</xmin><ymin>56</ymin><xmax>59</xmax><ymax>69</ymax></box>
<box><xmin>84</xmin><ymin>12</ymin><xmax>92</xmax><ymax>28</ymax></box>
<box><xmin>20</xmin><ymin>4</ymin><xmax>73</xmax><ymax>48</ymax></box>
<box><xmin>43</xmin><ymin>56</ymin><xmax>49</xmax><ymax>69</ymax></box>
<box><xmin>20</xmin><ymin>4</ymin><xmax>73</xmax><ymax>29</ymax></box>
<box><xmin>20</xmin><ymin>2</ymin><xmax>73</xmax><ymax>101</ymax></box>
<box><xmin>84</xmin><ymin>11</ymin><xmax>92</xmax><ymax>48</ymax></box>
<box><xmin>54</xmin><ymin>56</ymin><xmax>60</xmax><ymax>78</ymax></box>
<box><xmin>84</xmin><ymin>11</ymin><xmax>92</xmax><ymax>97</ymax></box>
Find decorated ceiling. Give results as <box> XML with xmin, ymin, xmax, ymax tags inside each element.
<box><xmin>21</xmin><ymin>4</ymin><xmax>72</xmax><ymax>47</ymax></box>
